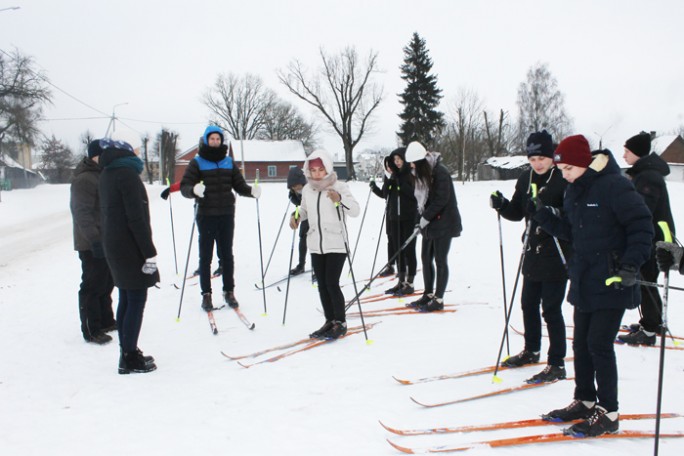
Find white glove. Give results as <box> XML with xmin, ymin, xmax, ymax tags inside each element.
<box><xmin>419</xmin><ymin>217</ymin><xmax>430</xmax><ymax>229</ymax></box>
<box><xmin>193</xmin><ymin>182</ymin><xmax>205</xmax><ymax>198</ymax></box>
<box><xmin>142</xmin><ymin>258</ymin><xmax>157</xmax><ymax>274</ymax></box>
<box><xmin>251</xmin><ymin>185</ymin><xmax>262</xmax><ymax>199</ymax></box>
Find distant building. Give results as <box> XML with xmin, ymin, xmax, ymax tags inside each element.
<box><xmin>477</xmin><ymin>156</ymin><xmax>529</xmax><ymax>181</ymax></box>
<box><xmin>174</xmin><ymin>140</ymin><xmax>307</xmax><ymax>183</ymax></box>
<box><xmin>0</xmin><ymin>153</ymin><xmax>44</xmax><ymax>190</ymax></box>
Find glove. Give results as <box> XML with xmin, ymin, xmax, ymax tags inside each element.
<box><xmin>489</xmin><ymin>191</ymin><xmax>508</xmax><ymax>210</ymax></box>
<box><xmin>160</xmin><ymin>187</ymin><xmax>170</xmax><ymax>200</ymax></box>
<box><xmin>251</xmin><ymin>185</ymin><xmax>262</xmax><ymax>199</ymax></box>
<box><xmin>369</xmin><ymin>180</ymin><xmax>378</xmax><ymax>189</ymax></box>
<box><xmin>142</xmin><ymin>258</ymin><xmax>158</xmax><ymax>275</ymax></box>
<box><xmin>419</xmin><ymin>217</ymin><xmax>429</xmax><ymax>229</ymax></box>
<box><xmin>617</xmin><ymin>264</ymin><xmax>638</xmax><ymax>287</ymax></box>
<box><xmin>655</xmin><ymin>241</ymin><xmax>684</xmax><ymax>272</ymax></box>
<box><xmin>91</xmin><ymin>241</ymin><xmax>105</xmax><ymax>259</ymax></box>
<box><xmin>526</xmin><ymin>196</ymin><xmax>541</xmax><ymax>215</ymax></box>
<box><xmin>193</xmin><ymin>182</ymin><xmax>205</xmax><ymax>198</ymax></box>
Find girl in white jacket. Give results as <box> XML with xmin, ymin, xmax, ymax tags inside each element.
<box><xmin>290</xmin><ymin>149</ymin><xmax>360</xmax><ymax>339</ymax></box>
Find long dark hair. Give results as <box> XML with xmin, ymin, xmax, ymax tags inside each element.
<box><xmin>413</xmin><ymin>158</ymin><xmax>433</xmax><ymax>188</ymax></box>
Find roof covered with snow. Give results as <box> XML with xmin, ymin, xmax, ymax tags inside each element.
<box><xmin>484</xmin><ymin>156</ymin><xmax>529</xmax><ymax>169</ymax></box>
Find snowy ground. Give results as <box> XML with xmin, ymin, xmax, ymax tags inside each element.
<box><xmin>1</xmin><ymin>177</ymin><xmax>683</xmax><ymax>455</ymax></box>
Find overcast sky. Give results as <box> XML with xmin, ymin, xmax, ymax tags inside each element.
<box><xmin>2</xmin><ymin>0</ymin><xmax>683</xmax><ymax>159</ymax></box>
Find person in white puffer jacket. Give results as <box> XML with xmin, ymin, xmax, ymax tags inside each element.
<box><xmin>289</xmin><ymin>149</ymin><xmax>360</xmax><ymax>339</ymax></box>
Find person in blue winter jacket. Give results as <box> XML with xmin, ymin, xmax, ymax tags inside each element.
<box><xmin>180</xmin><ymin>126</ymin><xmax>261</xmax><ymax>311</ymax></box>
<box><xmin>533</xmin><ymin>135</ymin><xmax>653</xmax><ymax>437</ymax></box>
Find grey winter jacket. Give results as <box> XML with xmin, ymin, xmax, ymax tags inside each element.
<box><xmin>70</xmin><ymin>157</ymin><xmax>102</xmax><ymax>251</ymax></box>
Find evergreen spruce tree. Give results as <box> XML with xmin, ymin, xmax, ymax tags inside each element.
<box><xmin>397</xmin><ymin>33</ymin><xmax>445</xmax><ymax>147</ymax></box>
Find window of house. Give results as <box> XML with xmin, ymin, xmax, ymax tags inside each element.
<box><xmin>267</xmin><ymin>165</ymin><xmax>277</xmax><ymax>177</ymax></box>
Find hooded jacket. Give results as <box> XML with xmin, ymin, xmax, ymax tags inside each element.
<box><xmin>534</xmin><ymin>150</ymin><xmax>653</xmax><ymax>312</ymax></box>
<box><xmin>626</xmin><ymin>152</ymin><xmax>676</xmax><ymax>243</ymax></box>
<box><xmin>416</xmin><ymin>153</ymin><xmax>462</xmax><ymax>240</ymax></box>
<box><xmin>298</xmin><ymin>149</ymin><xmax>361</xmax><ymax>254</ymax></box>
<box><xmin>70</xmin><ymin>157</ymin><xmax>103</xmax><ymax>251</ymax></box>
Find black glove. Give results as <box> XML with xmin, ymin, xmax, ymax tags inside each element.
<box><xmin>489</xmin><ymin>191</ymin><xmax>508</xmax><ymax>210</ymax></box>
<box><xmin>160</xmin><ymin>187</ymin><xmax>170</xmax><ymax>200</ymax></box>
<box><xmin>369</xmin><ymin>180</ymin><xmax>378</xmax><ymax>189</ymax></box>
<box><xmin>617</xmin><ymin>264</ymin><xmax>638</xmax><ymax>287</ymax></box>
<box><xmin>91</xmin><ymin>241</ymin><xmax>105</xmax><ymax>259</ymax></box>
<box><xmin>526</xmin><ymin>196</ymin><xmax>541</xmax><ymax>214</ymax></box>
<box><xmin>655</xmin><ymin>241</ymin><xmax>684</xmax><ymax>272</ymax></box>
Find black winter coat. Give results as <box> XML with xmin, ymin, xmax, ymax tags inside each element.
<box><xmin>180</xmin><ymin>144</ymin><xmax>253</xmax><ymax>216</ymax></box>
<box><xmin>534</xmin><ymin>151</ymin><xmax>653</xmax><ymax>312</ymax></box>
<box><xmin>99</xmin><ymin>149</ymin><xmax>159</xmax><ymax>289</ymax></box>
<box><xmin>420</xmin><ymin>160</ymin><xmax>462</xmax><ymax>240</ymax></box>
<box><xmin>498</xmin><ymin>167</ymin><xmax>570</xmax><ymax>282</ymax></box>
<box><xmin>70</xmin><ymin>157</ymin><xmax>102</xmax><ymax>251</ymax></box>
<box><xmin>626</xmin><ymin>153</ymin><xmax>676</xmax><ymax>243</ymax></box>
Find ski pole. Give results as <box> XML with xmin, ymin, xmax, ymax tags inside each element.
<box><xmin>654</xmin><ymin>221</ymin><xmax>673</xmax><ymax>456</ymax></box>
<box><xmin>254</xmin><ymin>169</ymin><xmax>267</xmax><ymax>316</ymax></box>
<box><xmin>496</xmin><ymin>213</ymin><xmax>510</xmax><ymax>356</ymax></box>
<box><xmin>637</xmin><ymin>279</ymin><xmax>684</xmax><ymax>293</ymax></box>
<box><xmin>349</xmin><ymin>181</ymin><xmax>373</xmax><ymax>272</ymax></box>
<box><xmin>176</xmin><ymin>203</ymin><xmax>198</xmax><ymax>321</ymax></box>
<box><xmin>166</xmin><ymin>177</ymin><xmax>179</xmax><ymax>281</ymax></box>
<box><xmin>262</xmin><ymin>200</ymin><xmax>291</xmax><ymax>282</ymax></box>
<box><xmin>282</xmin><ymin>207</ymin><xmax>299</xmax><ymax>325</ymax></box>
<box><xmin>336</xmin><ymin>202</ymin><xmax>370</xmax><ymax>343</ymax></box>
<box><xmin>368</xmin><ymin>211</ymin><xmax>386</xmax><ymax>287</ymax></box>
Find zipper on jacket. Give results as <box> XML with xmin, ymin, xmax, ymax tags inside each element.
<box><xmin>317</xmin><ymin>192</ymin><xmax>324</xmax><ymax>253</ymax></box>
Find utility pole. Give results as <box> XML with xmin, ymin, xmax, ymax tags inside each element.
<box><xmin>104</xmin><ymin>102</ymin><xmax>128</xmax><ymax>137</ymax></box>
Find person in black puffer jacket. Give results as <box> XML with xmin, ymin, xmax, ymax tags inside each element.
<box><xmin>180</xmin><ymin>126</ymin><xmax>260</xmax><ymax>311</ymax></box>
<box><xmin>404</xmin><ymin>141</ymin><xmax>462</xmax><ymax>312</ymax></box>
<box><xmin>534</xmin><ymin>135</ymin><xmax>653</xmax><ymax>437</ymax></box>
<box><xmin>369</xmin><ymin>156</ymin><xmax>396</xmax><ymax>278</ymax></box>
<box><xmin>98</xmin><ymin>138</ymin><xmax>159</xmax><ymax>374</ymax></box>
<box><xmin>287</xmin><ymin>166</ymin><xmax>309</xmax><ymax>275</ymax></box>
<box><xmin>490</xmin><ymin>130</ymin><xmax>571</xmax><ymax>383</ymax></box>
<box><xmin>617</xmin><ymin>132</ymin><xmax>676</xmax><ymax>345</ymax></box>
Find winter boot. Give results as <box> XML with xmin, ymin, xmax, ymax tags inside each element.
<box><xmin>542</xmin><ymin>400</ymin><xmax>596</xmax><ymax>422</ymax></box>
<box><xmin>395</xmin><ymin>282</ymin><xmax>415</xmax><ymax>296</ymax></box>
<box><xmin>617</xmin><ymin>328</ymin><xmax>656</xmax><ymax>346</ymax></box>
<box><xmin>101</xmin><ymin>321</ymin><xmax>118</xmax><ymax>333</ymax></box>
<box><xmin>309</xmin><ymin>321</ymin><xmax>333</xmax><ymax>339</ymax></box>
<box><xmin>224</xmin><ymin>291</ymin><xmax>239</xmax><ymax>309</ymax></box>
<box><xmin>290</xmin><ymin>264</ymin><xmax>306</xmax><ymax>276</ymax></box>
<box><xmin>525</xmin><ymin>365</ymin><xmax>567</xmax><ymax>384</ymax></box>
<box><xmin>85</xmin><ymin>332</ymin><xmax>113</xmax><ymax>345</ymax></box>
<box><xmin>502</xmin><ymin>349</ymin><xmax>540</xmax><ymax>367</ymax></box>
<box><xmin>385</xmin><ymin>282</ymin><xmax>402</xmax><ymax>295</ymax></box>
<box><xmin>136</xmin><ymin>348</ymin><xmax>155</xmax><ymax>366</ymax></box>
<box><xmin>118</xmin><ymin>350</ymin><xmax>157</xmax><ymax>374</ymax></box>
<box><xmin>201</xmin><ymin>292</ymin><xmax>213</xmax><ymax>312</ymax></box>
<box><xmin>378</xmin><ymin>265</ymin><xmax>395</xmax><ymax>277</ymax></box>
<box><xmin>406</xmin><ymin>294</ymin><xmax>432</xmax><ymax>309</ymax></box>
<box><xmin>212</xmin><ymin>266</ymin><xmax>223</xmax><ymax>277</ymax></box>
<box><xmin>564</xmin><ymin>406</ymin><xmax>619</xmax><ymax>437</ymax></box>
<box><xmin>418</xmin><ymin>297</ymin><xmax>444</xmax><ymax>312</ymax></box>
<box><xmin>325</xmin><ymin>321</ymin><xmax>348</xmax><ymax>340</ymax></box>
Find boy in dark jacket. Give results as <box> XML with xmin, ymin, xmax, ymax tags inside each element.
<box><xmin>534</xmin><ymin>135</ymin><xmax>653</xmax><ymax>437</ymax></box>
<box><xmin>618</xmin><ymin>132</ymin><xmax>675</xmax><ymax>345</ymax></box>
<box><xmin>180</xmin><ymin>126</ymin><xmax>260</xmax><ymax>311</ymax></box>
<box><xmin>490</xmin><ymin>130</ymin><xmax>570</xmax><ymax>383</ymax></box>
<box><xmin>70</xmin><ymin>141</ymin><xmax>116</xmax><ymax>344</ymax></box>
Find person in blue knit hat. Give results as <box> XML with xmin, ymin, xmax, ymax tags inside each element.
<box><xmin>180</xmin><ymin>126</ymin><xmax>261</xmax><ymax>311</ymax></box>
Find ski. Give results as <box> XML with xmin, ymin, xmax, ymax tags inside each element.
<box><xmin>232</xmin><ymin>307</ymin><xmax>255</xmax><ymax>330</ymax></box>
<box><xmin>207</xmin><ymin>310</ymin><xmax>218</xmax><ymax>335</ymax></box>
<box><xmin>221</xmin><ymin>323</ymin><xmax>377</xmax><ymax>361</ymax></box>
<box><xmin>254</xmin><ymin>269</ymin><xmax>312</xmax><ymax>290</ymax></box>
<box><xmin>392</xmin><ymin>360</ymin><xmax>548</xmax><ymax>385</ymax></box>
<box><xmin>410</xmin><ymin>378</ymin><xmax>570</xmax><ymax>408</ymax></box>
<box><xmin>379</xmin><ymin>412</ymin><xmax>681</xmax><ymax>436</ymax></box>
<box><xmin>348</xmin><ymin>307</ymin><xmax>457</xmax><ymax>319</ymax></box>
<box><xmin>387</xmin><ymin>430</ymin><xmax>684</xmax><ymax>454</ymax></box>
<box><xmin>236</xmin><ymin>322</ymin><xmax>379</xmax><ymax>368</ymax></box>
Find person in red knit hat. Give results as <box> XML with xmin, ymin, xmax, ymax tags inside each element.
<box><xmin>531</xmin><ymin>134</ymin><xmax>653</xmax><ymax>437</ymax></box>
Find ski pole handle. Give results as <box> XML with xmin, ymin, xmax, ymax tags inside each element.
<box><xmin>531</xmin><ymin>183</ymin><xmax>538</xmax><ymax>198</ymax></box>
<box><xmin>255</xmin><ymin>168</ymin><xmax>260</xmax><ymax>186</ymax></box>
<box><xmin>605</xmin><ymin>276</ymin><xmax>622</xmax><ymax>287</ymax></box>
<box><xmin>658</xmin><ymin>221</ymin><xmax>673</xmax><ymax>243</ymax></box>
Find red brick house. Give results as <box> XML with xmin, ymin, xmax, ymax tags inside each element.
<box><xmin>174</xmin><ymin>140</ymin><xmax>307</xmax><ymax>183</ymax></box>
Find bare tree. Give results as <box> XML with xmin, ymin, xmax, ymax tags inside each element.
<box><xmin>258</xmin><ymin>101</ymin><xmax>318</xmax><ymax>151</ymax></box>
<box><xmin>154</xmin><ymin>129</ymin><xmax>178</xmax><ymax>184</ymax></box>
<box><xmin>278</xmin><ymin>46</ymin><xmax>383</xmax><ymax>180</ymax></box>
<box><xmin>0</xmin><ymin>49</ymin><xmax>52</xmax><ymax>156</ymax></box>
<box><xmin>483</xmin><ymin>109</ymin><xmax>512</xmax><ymax>156</ymax></box>
<box><xmin>79</xmin><ymin>130</ymin><xmax>94</xmax><ymax>156</ymax></box>
<box><xmin>515</xmin><ymin>62</ymin><xmax>572</xmax><ymax>151</ymax></box>
<box><xmin>203</xmin><ymin>73</ymin><xmax>277</xmax><ymax>140</ymax></box>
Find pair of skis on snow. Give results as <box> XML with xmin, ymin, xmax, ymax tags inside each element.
<box><xmin>206</xmin><ymin>305</ymin><xmax>255</xmax><ymax>335</ymax></box>
<box><xmin>220</xmin><ymin>322</ymin><xmax>380</xmax><ymax>367</ymax></box>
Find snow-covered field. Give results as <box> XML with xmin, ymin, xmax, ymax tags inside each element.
<box><xmin>1</xmin><ymin>178</ymin><xmax>683</xmax><ymax>455</ymax></box>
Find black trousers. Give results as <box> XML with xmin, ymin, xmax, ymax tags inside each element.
<box><xmin>389</xmin><ymin>219</ymin><xmax>417</xmax><ymax>280</ymax></box>
<box><xmin>197</xmin><ymin>213</ymin><xmax>235</xmax><ymax>295</ymax></box>
<box><xmin>297</xmin><ymin>220</ymin><xmax>310</xmax><ymax>267</ymax></box>
<box><xmin>639</xmin><ymin>255</ymin><xmax>663</xmax><ymax>332</ymax></box>
<box><xmin>311</xmin><ymin>253</ymin><xmax>347</xmax><ymax>322</ymax></box>
<box><xmin>520</xmin><ymin>278</ymin><xmax>567</xmax><ymax>366</ymax></box>
<box><xmin>420</xmin><ymin>236</ymin><xmax>452</xmax><ymax>299</ymax></box>
<box><xmin>116</xmin><ymin>288</ymin><xmax>148</xmax><ymax>353</ymax></box>
<box><xmin>573</xmin><ymin>307</ymin><xmax>625</xmax><ymax>412</ymax></box>
<box><xmin>77</xmin><ymin>250</ymin><xmax>115</xmax><ymax>338</ymax></box>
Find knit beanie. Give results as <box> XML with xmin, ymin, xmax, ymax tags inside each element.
<box><xmin>404</xmin><ymin>141</ymin><xmax>427</xmax><ymax>163</ymax></box>
<box><xmin>526</xmin><ymin>130</ymin><xmax>554</xmax><ymax>158</ymax></box>
<box><xmin>624</xmin><ymin>132</ymin><xmax>651</xmax><ymax>157</ymax></box>
<box><xmin>87</xmin><ymin>140</ymin><xmax>104</xmax><ymax>159</ymax></box>
<box><xmin>553</xmin><ymin>135</ymin><xmax>592</xmax><ymax>168</ymax></box>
